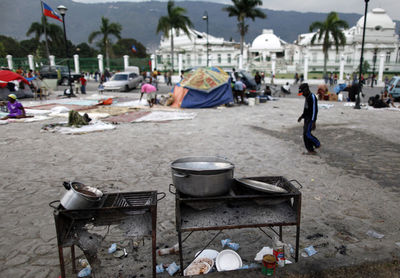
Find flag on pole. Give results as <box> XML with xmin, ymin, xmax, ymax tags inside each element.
<box><xmin>42</xmin><ymin>2</ymin><xmax>63</xmax><ymax>22</ymax></box>
<box><xmin>131</xmin><ymin>45</ymin><xmax>137</xmax><ymax>53</ymax></box>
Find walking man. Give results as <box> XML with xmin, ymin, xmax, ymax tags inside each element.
<box><xmin>297</xmin><ymin>83</ymin><xmax>320</xmax><ymax>155</ymax></box>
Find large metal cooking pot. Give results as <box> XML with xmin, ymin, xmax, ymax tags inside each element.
<box><xmin>171</xmin><ymin>157</ymin><xmax>234</xmax><ymax>197</ymax></box>
<box><xmin>60</xmin><ymin>181</ymin><xmax>103</xmax><ymax>210</ymax></box>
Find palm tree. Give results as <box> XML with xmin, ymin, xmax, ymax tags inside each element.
<box><xmin>223</xmin><ymin>0</ymin><xmax>266</xmax><ymax>56</ymax></box>
<box><xmin>156</xmin><ymin>0</ymin><xmax>193</xmax><ymax>71</ymax></box>
<box><xmin>88</xmin><ymin>17</ymin><xmax>122</xmax><ymax>70</ymax></box>
<box><xmin>309</xmin><ymin>12</ymin><xmax>349</xmax><ymax>76</ymax></box>
<box><xmin>26</xmin><ymin>16</ymin><xmax>63</xmax><ymax>43</ymax></box>
<box><xmin>26</xmin><ymin>16</ymin><xmax>63</xmax><ymax>58</ymax></box>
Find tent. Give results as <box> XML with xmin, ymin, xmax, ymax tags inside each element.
<box><xmin>0</xmin><ymin>70</ymin><xmax>33</xmax><ymax>100</ymax></box>
<box><xmin>171</xmin><ymin>67</ymin><xmax>233</xmax><ymax>108</ymax></box>
<box><xmin>0</xmin><ymin>70</ymin><xmax>30</xmax><ymax>88</ymax></box>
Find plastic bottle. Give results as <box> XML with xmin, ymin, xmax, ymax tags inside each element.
<box><xmin>273</xmin><ymin>238</ymin><xmax>285</xmax><ymax>267</ymax></box>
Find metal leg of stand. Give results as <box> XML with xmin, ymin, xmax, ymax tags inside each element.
<box><xmin>152</xmin><ymin>207</ymin><xmax>157</xmax><ymax>278</ymax></box>
<box><xmin>279</xmin><ymin>226</ymin><xmax>283</xmax><ymax>241</ymax></box>
<box><xmin>71</xmin><ymin>245</ymin><xmax>76</xmax><ymax>273</ymax></box>
<box><xmin>58</xmin><ymin>245</ymin><xmax>66</xmax><ymax>278</ymax></box>
<box><xmin>295</xmin><ymin>224</ymin><xmax>300</xmax><ymax>262</ymax></box>
<box><xmin>178</xmin><ymin>231</ymin><xmax>184</xmax><ymax>276</ymax></box>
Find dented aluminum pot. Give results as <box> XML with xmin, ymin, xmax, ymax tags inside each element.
<box><xmin>60</xmin><ymin>181</ymin><xmax>103</xmax><ymax>210</ymax></box>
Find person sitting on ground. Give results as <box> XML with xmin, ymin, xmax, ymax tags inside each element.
<box><xmin>264</xmin><ymin>85</ymin><xmax>272</xmax><ymax>96</ymax></box>
<box><xmin>381</xmin><ymin>90</ymin><xmax>396</xmax><ymax>108</ymax></box>
<box><xmin>280</xmin><ymin>82</ymin><xmax>291</xmax><ymax>96</ymax></box>
<box><xmin>0</xmin><ymin>94</ymin><xmax>33</xmax><ymax>120</ymax></box>
<box><xmin>317</xmin><ymin>84</ymin><xmax>329</xmax><ymax>100</ymax></box>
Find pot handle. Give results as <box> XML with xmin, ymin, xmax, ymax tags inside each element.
<box><xmin>289</xmin><ymin>179</ymin><xmax>303</xmax><ymax>189</ymax></box>
<box><xmin>157</xmin><ymin>192</ymin><xmax>166</xmax><ymax>201</ymax></box>
<box><xmin>173</xmin><ymin>172</ymin><xmax>189</xmax><ymax>178</ymax></box>
<box><xmin>169</xmin><ymin>184</ymin><xmax>176</xmax><ymax>195</ymax></box>
<box><xmin>49</xmin><ymin>200</ymin><xmax>60</xmax><ymax>209</ymax></box>
<box><xmin>63</xmin><ymin>181</ymin><xmax>71</xmax><ymax>190</ymax></box>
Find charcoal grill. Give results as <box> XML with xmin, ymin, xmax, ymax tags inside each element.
<box><xmin>51</xmin><ymin>190</ymin><xmax>164</xmax><ymax>278</ymax></box>
<box><xmin>172</xmin><ymin>176</ymin><xmax>302</xmax><ymax>275</ymax></box>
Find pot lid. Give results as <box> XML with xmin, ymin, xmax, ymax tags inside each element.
<box><xmin>171</xmin><ymin>157</ymin><xmax>234</xmax><ymax>173</ymax></box>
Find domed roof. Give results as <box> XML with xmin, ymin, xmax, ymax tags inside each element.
<box><xmin>357</xmin><ymin>8</ymin><xmax>395</xmax><ymax>30</ymax></box>
<box><xmin>251</xmin><ymin>29</ymin><xmax>283</xmax><ymax>50</ymax></box>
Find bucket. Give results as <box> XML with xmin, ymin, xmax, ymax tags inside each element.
<box><xmin>248</xmin><ymin>98</ymin><xmax>255</xmax><ymax>106</ymax></box>
<box><xmin>261</xmin><ymin>254</ymin><xmax>276</xmax><ymax>276</ymax></box>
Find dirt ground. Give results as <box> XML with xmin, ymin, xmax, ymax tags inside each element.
<box><xmin>0</xmin><ymin>81</ymin><xmax>399</xmax><ymax>277</ymax></box>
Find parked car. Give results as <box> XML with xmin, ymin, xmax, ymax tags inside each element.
<box><xmin>103</xmin><ymin>72</ymin><xmax>143</xmax><ymax>92</ymax></box>
<box><xmin>385</xmin><ymin>76</ymin><xmax>400</xmax><ymax>99</ymax></box>
<box><xmin>39</xmin><ymin>65</ymin><xmax>81</xmax><ymax>85</ymax></box>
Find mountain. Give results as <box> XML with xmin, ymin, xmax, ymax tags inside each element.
<box><xmin>0</xmin><ymin>0</ymin><xmax>398</xmax><ymax>52</ymax></box>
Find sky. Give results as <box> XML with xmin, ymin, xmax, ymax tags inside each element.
<box><xmin>72</xmin><ymin>0</ymin><xmax>400</xmax><ymax>20</ymax></box>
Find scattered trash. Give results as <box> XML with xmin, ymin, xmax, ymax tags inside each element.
<box><xmin>395</xmin><ymin>242</ymin><xmax>400</xmax><ymax>248</ymax></box>
<box><xmin>156</xmin><ymin>263</ymin><xmax>164</xmax><ymax>273</ymax></box>
<box><xmin>79</xmin><ymin>258</ymin><xmax>89</xmax><ymax>268</ymax></box>
<box><xmin>304</xmin><ymin>246</ymin><xmax>317</xmax><ymax>257</ymax></box>
<box><xmin>366</xmin><ymin>230</ymin><xmax>384</xmax><ymax>239</ymax></box>
<box><xmin>166</xmin><ymin>262</ymin><xmax>180</xmax><ymax>276</ymax></box>
<box><xmin>254</xmin><ymin>247</ymin><xmax>274</xmax><ymax>262</ymax></box>
<box><xmin>123</xmin><ymin>248</ymin><xmax>128</xmax><ymax>257</ymax></box>
<box><xmin>77</xmin><ymin>266</ymin><xmax>91</xmax><ymax>277</ymax></box>
<box><xmin>240</xmin><ymin>263</ymin><xmax>259</xmax><ymax>270</ymax></box>
<box><xmin>301</xmin><ymin>252</ymin><xmax>308</xmax><ymax>258</ymax></box>
<box><xmin>273</xmin><ymin>238</ymin><xmax>285</xmax><ymax>267</ymax></box>
<box><xmin>114</xmin><ymin>250</ymin><xmax>125</xmax><ymax>258</ymax></box>
<box><xmin>285</xmin><ymin>259</ymin><xmax>293</xmax><ymax>264</ymax></box>
<box><xmin>157</xmin><ymin>243</ymin><xmax>179</xmax><ymax>255</ymax></box>
<box><xmin>318</xmin><ymin>104</ymin><xmax>334</xmax><ymax>109</ymax></box>
<box><xmin>306</xmin><ymin>233</ymin><xmax>324</xmax><ymax>240</ymax></box>
<box><xmin>288</xmin><ymin>244</ymin><xmax>295</xmax><ymax>254</ymax></box>
<box><xmin>261</xmin><ymin>254</ymin><xmax>276</xmax><ymax>276</ymax></box>
<box><xmin>335</xmin><ymin>245</ymin><xmax>347</xmax><ymax>255</ymax></box>
<box><xmin>108</xmin><ymin>243</ymin><xmax>117</xmax><ymax>254</ymax></box>
<box><xmin>221</xmin><ymin>238</ymin><xmax>240</xmax><ymax>250</ymax></box>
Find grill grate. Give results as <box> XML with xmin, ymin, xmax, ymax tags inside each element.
<box><xmin>102</xmin><ymin>192</ymin><xmax>155</xmax><ymax>208</ymax></box>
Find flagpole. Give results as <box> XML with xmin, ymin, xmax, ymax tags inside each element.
<box><xmin>41</xmin><ymin>1</ymin><xmax>51</xmax><ymax>68</ymax></box>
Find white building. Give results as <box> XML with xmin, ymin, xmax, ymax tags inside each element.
<box><xmin>248</xmin><ymin>29</ymin><xmax>289</xmax><ymax>73</ymax></box>
<box><xmin>292</xmin><ymin>8</ymin><xmax>400</xmax><ymax>74</ymax></box>
<box><xmin>155</xmin><ymin>28</ymin><xmax>249</xmax><ymax>71</ymax></box>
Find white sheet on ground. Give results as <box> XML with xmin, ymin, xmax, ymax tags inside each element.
<box><xmin>132</xmin><ymin>111</ymin><xmax>196</xmax><ymax>122</ymax></box>
<box><xmin>113</xmin><ymin>99</ymin><xmax>148</xmax><ymax>107</ymax></box>
<box><xmin>43</xmin><ymin>120</ymin><xmax>116</xmax><ymax>134</ymax></box>
<box><xmin>7</xmin><ymin>115</ymin><xmax>51</xmax><ymax>122</ymax></box>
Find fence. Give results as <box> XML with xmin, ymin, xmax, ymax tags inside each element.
<box><xmin>0</xmin><ymin>57</ymin><xmax>151</xmax><ymax>73</ymax></box>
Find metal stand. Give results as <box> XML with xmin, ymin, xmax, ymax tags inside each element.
<box><xmin>52</xmin><ymin>191</ymin><xmax>162</xmax><ymax>278</ymax></box>
<box><xmin>174</xmin><ymin>176</ymin><xmax>302</xmax><ymax>275</ymax></box>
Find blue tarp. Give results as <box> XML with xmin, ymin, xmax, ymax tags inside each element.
<box><xmin>181</xmin><ymin>82</ymin><xmax>234</xmax><ymax>108</ymax></box>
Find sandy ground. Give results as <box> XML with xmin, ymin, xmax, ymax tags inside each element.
<box><xmin>0</xmin><ymin>81</ymin><xmax>399</xmax><ymax>277</ymax></box>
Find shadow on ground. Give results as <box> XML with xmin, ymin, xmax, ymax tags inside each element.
<box><xmin>249</xmin><ymin>125</ymin><xmax>400</xmax><ymax>191</ymax></box>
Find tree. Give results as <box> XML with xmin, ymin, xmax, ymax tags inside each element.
<box><xmin>113</xmin><ymin>38</ymin><xmax>147</xmax><ymax>58</ymax></box>
<box><xmin>0</xmin><ymin>35</ymin><xmax>21</xmax><ymax>57</ymax></box>
<box><xmin>26</xmin><ymin>16</ymin><xmax>64</xmax><ymax>57</ymax></box>
<box><xmin>309</xmin><ymin>12</ymin><xmax>349</xmax><ymax>76</ymax></box>
<box><xmin>75</xmin><ymin>43</ymin><xmax>97</xmax><ymax>58</ymax></box>
<box><xmin>156</xmin><ymin>0</ymin><xmax>193</xmax><ymax>70</ymax></box>
<box><xmin>20</xmin><ymin>38</ymin><xmax>40</xmax><ymax>57</ymax></box>
<box><xmin>223</xmin><ymin>0</ymin><xmax>266</xmax><ymax>56</ymax></box>
<box><xmin>88</xmin><ymin>17</ymin><xmax>122</xmax><ymax>70</ymax></box>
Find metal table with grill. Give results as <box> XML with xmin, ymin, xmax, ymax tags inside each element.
<box><xmin>52</xmin><ymin>190</ymin><xmax>163</xmax><ymax>278</ymax></box>
<box><xmin>173</xmin><ymin>176</ymin><xmax>302</xmax><ymax>275</ymax></box>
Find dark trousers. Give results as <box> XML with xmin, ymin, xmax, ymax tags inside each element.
<box><xmin>303</xmin><ymin>119</ymin><xmax>320</xmax><ymax>152</ymax></box>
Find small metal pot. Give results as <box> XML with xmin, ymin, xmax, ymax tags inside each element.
<box><xmin>60</xmin><ymin>181</ymin><xmax>103</xmax><ymax>210</ymax></box>
<box><xmin>171</xmin><ymin>157</ymin><xmax>234</xmax><ymax>197</ymax></box>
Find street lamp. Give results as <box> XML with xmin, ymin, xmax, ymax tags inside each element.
<box><xmin>202</xmin><ymin>11</ymin><xmax>209</xmax><ymax>67</ymax></box>
<box><xmin>57</xmin><ymin>5</ymin><xmax>75</xmax><ymax>97</ymax></box>
<box><xmin>371</xmin><ymin>47</ymin><xmax>378</xmax><ymax>88</ymax></box>
<box><xmin>355</xmin><ymin>0</ymin><xmax>369</xmax><ymax>109</ymax></box>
